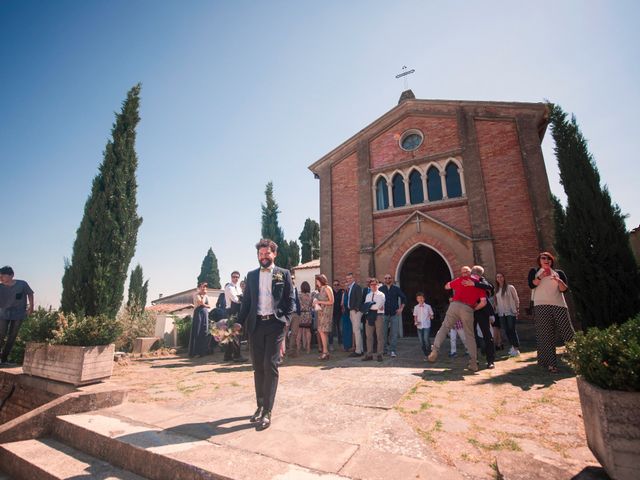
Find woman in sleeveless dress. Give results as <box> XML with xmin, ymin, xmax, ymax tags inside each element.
<box><xmin>314</xmin><ymin>274</ymin><xmax>334</xmax><ymax>360</ymax></box>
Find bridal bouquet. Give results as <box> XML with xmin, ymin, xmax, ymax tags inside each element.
<box><xmin>210</xmin><ymin>318</ymin><xmax>240</xmax><ymax>345</ymax></box>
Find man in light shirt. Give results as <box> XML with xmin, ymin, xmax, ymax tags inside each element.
<box><xmin>235</xmin><ymin>239</ymin><xmax>295</xmax><ymax>431</ymax></box>
<box><xmin>223</xmin><ymin>271</ymin><xmax>246</xmax><ymax>362</ymax></box>
<box><xmin>413</xmin><ymin>292</ymin><xmax>434</xmax><ymax>360</ymax></box>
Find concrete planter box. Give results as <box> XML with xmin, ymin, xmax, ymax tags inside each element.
<box><xmin>22</xmin><ymin>343</ymin><xmax>115</xmax><ymax>386</ymax></box>
<box><xmin>576</xmin><ymin>376</ymin><xmax>640</xmax><ymax>480</ymax></box>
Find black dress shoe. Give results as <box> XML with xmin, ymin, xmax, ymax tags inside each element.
<box><xmin>256</xmin><ymin>411</ymin><xmax>271</xmax><ymax>431</ymax></box>
<box><xmin>249</xmin><ymin>406</ymin><xmax>263</xmax><ymax>423</ymax></box>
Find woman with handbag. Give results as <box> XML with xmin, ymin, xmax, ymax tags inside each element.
<box><xmin>528</xmin><ymin>252</ymin><xmax>574</xmax><ymax>373</ymax></box>
<box><xmin>495</xmin><ymin>273</ymin><xmax>520</xmax><ymax>357</ymax></box>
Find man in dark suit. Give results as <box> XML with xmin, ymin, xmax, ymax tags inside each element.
<box><xmin>345</xmin><ymin>272</ymin><xmax>364</xmax><ymax>357</ymax></box>
<box><xmin>235</xmin><ymin>239</ymin><xmax>295</xmax><ymax>431</ymax></box>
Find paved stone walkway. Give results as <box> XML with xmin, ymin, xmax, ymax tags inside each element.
<box><xmin>102</xmin><ymin>336</ymin><xmax>607</xmax><ymax>479</ymax></box>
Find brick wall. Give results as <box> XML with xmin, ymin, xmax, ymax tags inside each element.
<box><xmin>476</xmin><ymin>119</ymin><xmax>540</xmax><ymax>305</ymax></box>
<box><xmin>320</xmin><ymin>100</ymin><xmax>550</xmax><ymax>307</ymax></box>
<box><xmin>373</xmin><ymin>203</ymin><xmax>472</xmax><ymax>246</ymax></box>
<box><xmin>331</xmin><ymin>153</ymin><xmax>360</xmax><ymax>282</ymax></box>
<box><xmin>369</xmin><ymin>116</ymin><xmax>460</xmax><ymax>170</ymax></box>
<box><xmin>0</xmin><ymin>373</ymin><xmax>58</xmax><ymax>424</ymax></box>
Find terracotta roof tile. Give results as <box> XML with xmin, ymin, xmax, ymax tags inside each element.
<box><xmin>146</xmin><ymin>303</ymin><xmax>193</xmax><ymax>313</ymax></box>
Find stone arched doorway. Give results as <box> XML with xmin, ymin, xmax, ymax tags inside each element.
<box><xmin>399</xmin><ymin>245</ymin><xmax>453</xmax><ymax>336</ymax></box>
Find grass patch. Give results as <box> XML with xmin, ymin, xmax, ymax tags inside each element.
<box><xmin>434</xmin><ymin>420</ymin><xmax>443</xmax><ymax>431</ymax></box>
<box><xmin>176</xmin><ymin>382</ymin><xmax>203</xmax><ymax>395</ymax></box>
<box><xmin>419</xmin><ymin>401</ymin><xmax>433</xmax><ymax>411</ymax></box>
<box><xmin>417</xmin><ymin>427</ymin><xmax>435</xmax><ymax>444</ymax></box>
<box><xmin>468</xmin><ymin>437</ymin><xmax>521</xmax><ymax>452</ymax></box>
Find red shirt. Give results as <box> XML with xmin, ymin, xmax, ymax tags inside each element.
<box><xmin>449</xmin><ymin>275</ymin><xmax>485</xmax><ymax>308</ymax></box>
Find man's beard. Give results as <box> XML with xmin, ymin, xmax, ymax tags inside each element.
<box><xmin>259</xmin><ymin>258</ymin><xmax>273</xmax><ymax>268</ymax></box>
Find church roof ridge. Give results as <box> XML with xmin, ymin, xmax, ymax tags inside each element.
<box><xmin>308</xmin><ymin>96</ymin><xmax>549</xmax><ymax>173</ymax></box>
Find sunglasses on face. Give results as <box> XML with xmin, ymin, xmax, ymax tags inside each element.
<box><xmin>540</xmin><ymin>256</ymin><xmax>551</xmax><ymax>260</ymax></box>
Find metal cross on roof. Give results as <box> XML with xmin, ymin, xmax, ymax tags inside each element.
<box><xmin>395</xmin><ymin>65</ymin><xmax>415</xmax><ymax>90</ymax></box>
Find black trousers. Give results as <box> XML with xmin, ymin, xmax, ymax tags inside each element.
<box><xmin>474</xmin><ymin>306</ymin><xmax>495</xmax><ymax>364</ymax></box>
<box><xmin>250</xmin><ymin>317</ymin><xmax>285</xmax><ymax>412</ymax></box>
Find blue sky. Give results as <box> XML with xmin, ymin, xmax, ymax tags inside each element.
<box><xmin>1</xmin><ymin>0</ymin><xmax>639</xmax><ymax>308</ymax></box>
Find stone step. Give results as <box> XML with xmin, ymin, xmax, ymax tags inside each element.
<box><xmin>53</xmin><ymin>412</ymin><xmax>351</xmax><ymax>480</ymax></box>
<box><xmin>0</xmin><ymin>437</ymin><xmax>145</xmax><ymax>480</ymax></box>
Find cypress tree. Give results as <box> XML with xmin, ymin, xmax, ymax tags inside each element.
<box><xmin>299</xmin><ymin>218</ymin><xmax>320</xmax><ymax>263</ymax></box>
<box><xmin>260</xmin><ymin>181</ymin><xmax>296</xmax><ymax>269</ymax></box>
<box><xmin>127</xmin><ymin>264</ymin><xmax>148</xmax><ymax>314</ymax></box>
<box><xmin>261</xmin><ymin>181</ymin><xmax>286</xmax><ymax>246</ymax></box>
<box><xmin>61</xmin><ymin>84</ymin><xmax>143</xmax><ymax>317</ymax></box>
<box><xmin>549</xmin><ymin>103</ymin><xmax>640</xmax><ymax>329</ymax></box>
<box><xmin>197</xmin><ymin>248</ymin><xmax>221</xmax><ymax>289</ymax></box>
<box><xmin>286</xmin><ymin>240</ymin><xmax>300</xmax><ymax>269</ymax></box>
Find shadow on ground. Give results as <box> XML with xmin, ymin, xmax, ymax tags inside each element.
<box><xmin>419</xmin><ymin>359</ymin><xmax>574</xmax><ymax>390</ymax></box>
<box><xmin>115</xmin><ymin>415</ymin><xmax>256</xmax><ymax>449</ymax></box>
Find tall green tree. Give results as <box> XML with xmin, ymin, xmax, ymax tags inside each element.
<box><xmin>127</xmin><ymin>264</ymin><xmax>149</xmax><ymax>314</ymax></box>
<box><xmin>549</xmin><ymin>103</ymin><xmax>640</xmax><ymax>329</ymax></box>
<box><xmin>61</xmin><ymin>84</ymin><xmax>143</xmax><ymax>317</ymax></box>
<box><xmin>197</xmin><ymin>248</ymin><xmax>221</xmax><ymax>288</ymax></box>
<box><xmin>285</xmin><ymin>240</ymin><xmax>300</xmax><ymax>269</ymax></box>
<box><xmin>299</xmin><ymin>218</ymin><xmax>320</xmax><ymax>263</ymax></box>
<box><xmin>260</xmin><ymin>181</ymin><xmax>300</xmax><ymax>270</ymax></box>
<box><xmin>261</xmin><ymin>181</ymin><xmax>285</xmax><ymax>245</ymax></box>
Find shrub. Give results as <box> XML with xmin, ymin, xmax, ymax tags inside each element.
<box><xmin>115</xmin><ymin>307</ymin><xmax>156</xmax><ymax>352</ymax></box>
<box><xmin>8</xmin><ymin>308</ymin><xmax>59</xmax><ymax>364</ymax></box>
<box><xmin>51</xmin><ymin>312</ymin><xmax>122</xmax><ymax>347</ymax></box>
<box><xmin>174</xmin><ymin>315</ymin><xmax>191</xmax><ymax>348</ymax></box>
<box><xmin>567</xmin><ymin>314</ymin><xmax>640</xmax><ymax>392</ymax></box>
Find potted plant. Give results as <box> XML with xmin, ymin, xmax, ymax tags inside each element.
<box><xmin>566</xmin><ymin>315</ymin><xmax>640</xmax><ymax>480</ymax></box>
<box><xmin>22</xmin><ymin>311</ymin><xmax>122</xmax><ymax>386</ymax></box>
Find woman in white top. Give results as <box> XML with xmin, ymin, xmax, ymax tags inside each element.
<box><xmin>528</xmin><ymin>252</ymin><xmax>575</xmax><ymax>373</ymax></box>
<box><xmin>363</xmin><ymin>278</ymin><xmax>385</xmax><ymax>362</ymax></box>
<box><xmin>494</xmin><ymin>273</ymin><xmax>520</xmax><ymax>357</ymax></box>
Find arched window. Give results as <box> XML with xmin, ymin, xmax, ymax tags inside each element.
<box><xmin>409</xmin><ymin>170</ymin><xmax>424</xmax><ymax>204</ymax></box>
<box><xmin>392</xmin><ymin>173</ymin><xmax>406</xmax><ymax>207</ymax></box>
<box><xmin>426</xmin><ymin>167</ymin><xmax>443</xmax><ymax>201</ymax></box>
<box><xmin>375</xmin><ymin>177</ymin><xmax>389</xmax><ymax>210</ymax></box>
<box><xmin>445</xmin><ymin>163</ymin><xmax>462</xmax><ymax>198</ymax></box>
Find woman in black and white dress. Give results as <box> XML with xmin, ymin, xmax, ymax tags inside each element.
<box><xmin>528</xmin><ymin>252</ymin><xmax>574</xmax><ymax>373</ymax></box>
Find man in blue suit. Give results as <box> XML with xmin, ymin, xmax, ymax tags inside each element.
<box><xmin>236</xmin><ymin>239</ymin><xmax>295</xmax><ymax>431</ymax></box>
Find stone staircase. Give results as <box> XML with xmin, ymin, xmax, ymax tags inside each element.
<box><xmin>0</xmin><ymin>409</ymin><xmax>354</xmax><ymax>479</ymax></box>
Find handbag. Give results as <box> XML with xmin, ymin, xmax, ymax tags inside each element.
<box><xmin>525</xmin><ymin>289</ymin><xmax>535</xmax><ymax>316</ymax></box>
<box><xmin>298</xmin><ymin>311</ymin><xmax>312</xmax><ymax>327</ymax></box>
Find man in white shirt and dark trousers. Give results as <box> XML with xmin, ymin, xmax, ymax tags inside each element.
<box><xmin>235</xmin><ymin>239</ymin><xmax>295</xmax><ymax>431</ymax></box>
<box><xmin>224</xmin><ymin>271</ymin><xmax>246</xmax><ymax>362</ymax></box>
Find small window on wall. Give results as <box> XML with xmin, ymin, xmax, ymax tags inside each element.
<box><xmin>409</xmin><ymin>170</ymin><xmax>424</xmax><ymax>204</ymax></box>
<box><xmin>445</xmin><ymin>163</ymin><xmax>462</xmax><ymax>198</ymax></box>
<box><xmin>375</xmin><ymin>177</ymin><xmax>389</xmax><ymax>210</ymax></box>
<box><xmin>399</xmin><ymin>129</ymin><xmax>424</xmax><ymax>151</ymax></box>
<box><xmin>392</xmin><ymin>173</ymin><xmax>406</xmax><ymax>207</ymax></box>
<box><xmin>426</xmin><ymin>167</ymin><xmax>443</xmax><ymax>201</ymax></box>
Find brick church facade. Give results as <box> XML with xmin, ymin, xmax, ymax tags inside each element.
<box><xmin>309</xmin><ymin>90</ymin><xmax>555</xmax><ymax>332</ymax></box>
